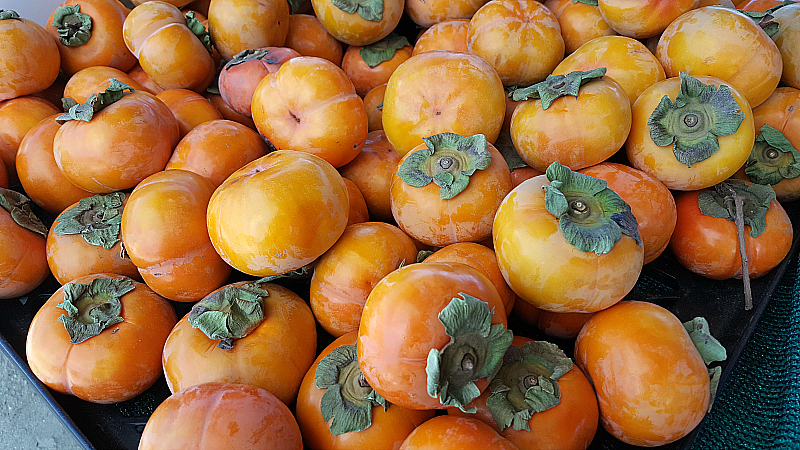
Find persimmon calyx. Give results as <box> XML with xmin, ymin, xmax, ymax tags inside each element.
<box><xmin>426</xmin><ymin>293</ymin><xmax>514</xmax><ymax>413</ymax></box>
<box><xmin>572</xmin><ymin>0</ymin><xmax>598</xmax><ymax>4</ymax></box>
<box><xmin>0</xmin><ymin>10</ymin><xmax>20</xmax><ymax>20</ymax></box>
<box><xmin>683</xmin><ymin>317</ymin><xmax>727</xmax><ymax>365</ymax></box>
<box><xmin>287</xmin><ymin>0</ymin><xmax>306</xmax><ymax>14</ymax></box>
<box><xmin>57</xmin><ymin>78</ymin><xmax>134</xmax><ymax>123</ymax></box>
<box><xmin>188</xmin><ymin>281</ymin><xmax>270</xmax><ymax>350</ymax></box>
<box><xmin>316</xmin><ymin>344</ymin><xmax>388</xmax><ymax>435</ymax></box>
<box><xmin>333</xmin><ymin>0</ymin><xmax>383</xmax><ymax>21</ymax></box>
<box><xmin>185</xmin><ymin>11</ymin><xmax>214</xmax><ymax>55</ymax></box>
<box><xmin>54</xmin><ymin>192</ymin><xmax>125</xmax><ymax>249</ymax></box>
<box><xmin>744</xmin><ymin>124</ymin><xmax>800</xmax><ymax>185</ymax></box>
<box><xmin>740</xmin><ymin>2</ymin><xmax>796</xmax><ymax>38</ymax></box>
<box><xmin>698</xmin><ymin>180</ymin><xmax>775</xmax><ymax>238</ymax></box>
<box><xmin>648</xmin><ymin>72</ymin><xmax>745</xmax><ymax>168</ymax></box>
<box><xmin>52</xmin><ymin>4</ymin><xmax>92</xmax><ymax>47</ymax></box>
<box><xmin>0</xmin><ymin>188</ymin><xmax>48</xmax><ymax>237</ymax></box>
<box><xmin>485</xmin><ymin>341</ymin><xmax>572</xmax><ymax>431</ymax></box>
<box><xmin>397</xmin><ymin>133</ymin><xmax>491</xmax><ymax>200</ymax></box>
<box><xmin>57</xmin><ymin>277</ymin><xmax>133</xmax><ymax>344</ymax></box>
<box><xmin>508</xmin><ymin>68</ymin><xmax>606</xmax><ymax>109</ymax></box>
<box><xmin>416</xmin><ymin>250</ymin><xmax>434</xmax><ymax>262</ymax></box>
<box><xmin>544</xmin><ymin>162</ymin><xmax>641</xmax><ymax>255</ymax></box>
<box><xmin>225</xmin><ymin>48</ymin><xmax>278</xmax><ymax>70</ymax></box>
<box><xmin>360</xmin><ymin>34</ymin><xmax>410</xmax><ymax>68</ymax></box>
<box><xmin>495</xmin><ymin>130</ymin><xmax>527</xmax><ymax>171</ymax></box>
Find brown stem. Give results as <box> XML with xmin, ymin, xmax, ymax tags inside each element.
<box><xmin>724</xmin><ymin>192</ymin><xmax>752</xmax><ymax>311</ymax></box>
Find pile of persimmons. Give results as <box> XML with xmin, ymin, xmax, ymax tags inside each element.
<box><xmin>1</xmin><ymin>0</ymin><xmax>799</xmax><ymax>448</ymax></box>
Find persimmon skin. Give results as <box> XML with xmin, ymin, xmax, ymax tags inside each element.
<box><xmin>296</xmin><ymin>332</ymin><xmax>436</xmax><ymax>450</ymax></box>
<box><xmin>492</xmin><ymin>175</ymin><xmax>644</xmax><ymax>313</ymax></box>
<box><xmin>772</xmin><ymin>4</ymin><xmax>800</xmax><ymax>90</ymax></box>
<box><xmin>0</xmin><ymin>15</ymin><xmax>61</xmax><ymax>101</ymax></box>
<box><xmin>312</xmin><ymin>0</ymin><xmax>404</xmax><ymax>46</ymax></box>
<box><xmin>207</xmin><ymin>0</ymin><xmax>290</xmax><ymax>61</ymax></box>
<box><xmin>411</xmin><ymin>19</ymin><xmax>470</xmax><ymax>55</ymax></box>
<box><xmin>574</xmin><ymin>300</ymin><xmax>710</xmax><ymax>447</ymax></box>
<box><xmin>0</xmin><ymin>203</ymin><xmax>48</xmax><ymax>300</ymax></box>
<box><xmin>363</xmin><ymin>84</ymin><xmax>387</xmax><ymax>132</ymax></box>
<box><xmin>338</xmin><ymin>130</ymin><xmax>402</xmax><ymax>222</ymax></box>
<box><xmin>0</xmin><ymin>96</ymin><xmax>60</xmax><ymax>186</ymax></box>
<box><xmin>284</xmin><ymin>14</ymin><xmax>344</xmax><ymax>66</ymax></box>
<box><xmin>63</xmin><ymin>65</ymin><xmax>149</xmax><ymax>103</ymax></box>
<box><xmin>342</xmin><ymin>43</ymin><xmax>413</xmax><ymax>97</ymax></box>
<box><xmin>218</xmin><ymin>46</ymin><xmax>301</xmax><ymax>117</ymax></box>
<box><xmin>357</xmin><ymin>262</ymin><xmax>507</xmax><ymax>411</ymax></box>
<box><xmin>156</xmin><ymin>88</ymin><xmax>223</xmax><ymax>138</ymax></box>
<box><xmin>0</xmin><ymin>160</ymin><xmax>7</xmax><ymax>188</ymax></box>
<box><xmin>597</xmin><ymin>0</ymin><xmax>700</xmax><ymax>39</ymax></box>
<box><xmin>25</xmin><ymin>274</ymin><xmax>177</xmax><ymax>403</ymax></box>
<box><xmin>139</xmin><ymin>382</ymin><xmax>303</xmax><ymax>450</ymax></box>
<box><xmin>204</xmin><ymin>92</ymin><xmax>258</xmax><ymax>130</ymax></box>
<box><xmin>669</xmin><ymin>188</ymin><xmax>793</xmax><ymax>280</ymax></box>
<box><xmin>343</xmin><ymin>178</ymin><xmax>370</xmax><ymax>226</ymax></box>
<box><xmin>162</xmin><ymin>282</ymin><xmax>317</xmax><ymax>404</ymax></box>
<box><xmin>405</xmin><ymin>0</ymin><xmax>491</xmax><ymax>28</ymax></box>
<box><xmin>399</xmin><ymin>415</ymin><xmax>519</xmax><ymax>450</ymax></box>
<box><xmin>543</xmin><ymin>0</ymin><xmax>616</xmax><ymax>55</ymax></box>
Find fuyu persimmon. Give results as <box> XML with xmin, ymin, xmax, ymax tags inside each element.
<box><xmin>0</xmin><ymin>96</ymin><xmax>60</xmax><ymax>186</ymax></box>
<box><xmin>338</xmin><ymin>130</ymin><xmax>401</xmax><ymax>222</ymax></box>
<box><xmin>63</xmin><ymin>65</ymin><xmax>148</xmax><ymax>103</ymax></box>
<box><xmin>156</xmin><ymin>88</ymin><xmax>223</xmax><ymax>138</ymax></box>
<box><xmin>218</xmin><ymin>47</ymin><xmax>301</xmax><ymax>117</ymax></box>
<box><xmin>0</xmin><ymin>10</ymin><xmax>61</xmax><ymax>101</ymax></box>
<box><xmin>0</xmin><ymin>189</ymin><xmax>49</xmax><ymax>299</ymax></box>
<box><xmin>284</xmin><ymin>14</ymin><xmax>344</xmax><ymax>65</ymax></box>
<box><xmin>543</xmin><ymin>0</ymin><xmax>616</xmax><ymax>55</ymax></box>
<box><xmin>411</xmin><ymin>19</ymin><xmax>469</xmax><ymax>55</ymax></box>
<box><xmin>399</xmin><ymin>415</ymin><xmax>519</xmax><ymax>450</ymax></box>
<box><xmin>312</xmin><ymin>0</ymin><xmax>404</xmax><ymax>46</ymax></box>
<box><xmin>342</xmin><ymin>35</ymin><xmax>413</xmax><ymax>97</ymax></box>
<box><xmin>207</xmin><ymin>0</ymin><xmax>290</xmax><ymax>61</ymax></box>
<box><xmin>596</xmin><ymin>0</ymin><xmax>699</xmax><ymax>39</ymax></box>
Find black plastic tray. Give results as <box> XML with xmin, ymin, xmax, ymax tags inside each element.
<box><xmin>2</xmin><ymin>199</ymin><xmax>798</xmax><ymax>450</ymax></box>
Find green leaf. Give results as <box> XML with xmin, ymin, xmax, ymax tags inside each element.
<box><xmin>52</xmin><ymin>4</ymin><xmax>92</xmax><ymax>47</ymax></box>
<box><xmin>332</xmin><ymin>0</ymin><xmax>384</xmax><ymax>21</ymax></box>
<box><xmin>683</xmin><ymin>317</ymin><xmax>727</xmax><ymax>365</ymax></box>
<box><xmin>188</xmin><ymin>280</ymin><xmax>271</xmax><ymax>347</ymax></box>
<box><xmin>360</xmin><ymin>34</ymin><xmax>410</xmax><ymax>68</ymax></box>
<box><xmin>744</xmin><ymin>124</ymin><xmax>800</xmax><ymax>185</ymax></box>
<box><xmin>56</xmin><ymin>79</ymin><xmax>134</xmax><ymax>124</ymax></box>
<box><xmin>224</xmin><ymin>48</ymin><xmax>279</xmax><ymax>70</ymax></box>
<box><xmin>53</xmin><ymin>192</ymin><xmax>126</xmax><ymax>249</ymax></box>
<box><xmin>0</xmin><ymin>188</ymin><xmax>48</xmax><ymax>236</ymax></box>
<box><xmin>572</xmin><ymin>0</ymin><xmax>598</xmax><ymax>4</ymax></box>
<box><xmin>185</xmin><ymin>11</ymin><xmax>214</xmax><ymax>55</ymax></box>
<box><xmin>56</xmin><ymin>277</ymin><xmax>133</xmax><ymax>343</ymax></box>
<box><xmin>0</xmin><ymin>10</ymin><xmax>20</xmax><ymax>20</ymax></box>
<box><xmin>508</xmin><ymin>68</ymin><xmax>606</xmax><ymax>109</ymax></box>
<box><xmin>698</xmin><ymin>180</ymin><xmax>776</xmax><ymax>238</ymax></box>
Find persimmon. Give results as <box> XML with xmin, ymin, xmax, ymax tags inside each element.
<box><xmin>165</xmin><ymin>119</ymin><xmax>269</xmax><ymax>188</ymax></box>
<box><xmin>284</xmin><ymin>13</ymin><xmax>344</xmax><ymax>66</ymax></box>
<box><xmin>596</xmin><ymin>0</ymin><xmax>699</xmax><ymax>39</ymax></box>
<box><xmin>251</xmin><ymin>56</ymin><xmax>368</xmax><ymax>168</ymax></box>
<box><xmin>126</xmin><ymin>63</ymin><xmax>164</xmax><ymax>94</ymax></box>
<box><xmin>0</xmin><ymin>160</ymin><xmax>7</xmax><ymax>188</ymax></box>
<box><xmin>0</xmin><ymin>10</ymin><xmax>61</xmax><ymax>101</ymax></box>
<box><xmin>207</xmin><ymin>0</ymin><xmax>290</xmax><ymax>61</ymax></box>
<box><xmin>467</xmin><ymin>0</ymin><xmax>565</xmax><ymax>87</ymax></box>
<box><xmin>493</xmin><ymin>163</ymin><xmax>644</xmax><ymax>312</ymax></box>
<box><xmin>63</xmin><ymin>65</ymin><xmax>149</xmax><ymax>103</ymax></box>
<box><xmin>25</xmin><ymin>274</ymin><xmax>177</xmax><ymax>403</ymax></box>
<box><xmin>296</xmin><ymin>332</ymin><xmax>436</xmax><ymax>450</ymax></box>
<box><xmin>363</xmin><ymin>84</ymin><xmax>386</xmax><ymax>132</ymax></box>
<box><xmin>399</xmin><ymin>415</ymin><xmax>519</xmax><ymax>450</ymax></box>
<box><xmin>0</xmin><ymin>96</ymin><xmax>60</xmax><ymax>185</ymax></box>
<box><xmin>204</xmin><ymin>92</ymin><xmax>257</xmax><ymax>130</ymax></box>
<box><xmin>411</xmin><ymin>19</ymin><xmax>469</xmax><ymax>55</ymax></box>
<box><xmin>543</xmin><ymin>0</ymin><xmax>616</xmax><ymax>55</ymax></box>
<box><xmin>46</xmin><ymin>193</ymin><xmax>141</xmax><ymax>285</ymax></box>
<box><xmin>771</xmin><ymin>4</ymin><xmax>800</xmax><ymax>89</ymax></box>
<box><xmin>736</xmin><ymin>0</ymin><xmax>784</xmax><ymax>11</ymax></box>
<box><xmin>381</xmin><ymin>50</ymin><xmax>506</xmax><ymax>157</ymax></box>
<box><xmin>45</xmin><ymin>0</ymin><xmax>137</xmax><ymax>76</ymax></box>
<box><xmin>121</xmin><ymin>169</ymin><xmax>231</xmax><ymax>302</ymax></box>
<box><xmin>162</xmin><ymin>280</ymin><xmax>317</xmax><ymax>404</ymax></box>
<box><xmin>312</xmin><ymin>0</ymin><xmax>404</xmax><ymax>46</ymax></box>
<box><xmin>0</xmin><ymin>188</ymin><xmax>49</xmax><ymax>299</ymax></box>
<box><xmin>207</xmin><ymin>150</ymin><xmax>349</xmax><ymax>277</ymax></box>
<box><xmin>342</xmin><ymin>35</ymin><xmax>413</xmax><ymax>97</ymax></box>
<box><xmin>343</xmin><ymin>178</ymin><xmax>370</xmax><ymax>226</ymax></box>
<box><xmin>156</xmin><ymin>88</ymin><xmax>223</xmax><ymax>138</ymax></box>
<box><xmin>405</xmin><ymin>0</ymin><xmax>491</xmax><ymax>28</ymax></box>
<box><xmin>338</xmin><ymin>130</ymin><xmax>401</xmax><ymax>222</ymax></box>
<box><xmin>218</xmin><ymin>47</ymin><xmax>300</xmax><ymax>117</ymax></box>
<box><xmin>139</xmin><ymin>382</ymin><xmax>303</xmax><ymax>450</ymax></box>
<box><xmin>390</xmin><ymin>132</ymin><xmax>513</xmax><ymax>247</ymax></box>
<box><xmin>509</xmin><ymin>166</ymin><xmax>542</xmax><ymax>188</ymax></box>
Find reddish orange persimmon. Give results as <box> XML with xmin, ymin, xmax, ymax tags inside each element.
<box><xmin>165</xmin><ymin>119</ymin><xmax>269</xmax><ymax>188</ymax></box>
<box><xmin>343</xmin><ymin>178</ymin><xmax>370</xmax><ymax>226</ymax></box>
<box><xmin>16</xmin><ymin>114</ymin><xmax>94</xmax><ymax>217</ymax></box>
<box><xmin>0</xmin><ymin>160</ymin><xmax>7</xmax><ymax>188</ymax></box>
<box><xmin>0</xmin><ymin>11</ymin><xmax>61</xmax><ymax>101</ymax></box>
<box><xmin>363</xmin><ymin>84</ymin><xmax>386</xmax><ymax>132</ymax></box>
<box><xmin>251</xmin><ymin>56</ymin><xmax>368</xmax><ymax>168</ymax></box>
<box><xmin>312</xmin><ymin>0</ymin><xmax>404</xmax><ymax>46</ymax></box>
<box><xmin>771</xmin><ymin>4</ymin><xmax>800</xmax><ymax>90</ymax></box>
<box><xmin>543</xmin><ymin>0</ymin><xmax>616</xmax><ymax>55</ymax></box>
<box><xmin>26</xmin><ymin>274</ymin><xmax>177</xmax><ymax>403</ymax></box>
<box><xmin>162</xmin><ymin>281</ymin><xmax>317</xmax><ymax>403</ymax></box>
<box><xmin>411</xmin><ymin>19</ymin><xmax>469</xmax><ymax>55</ymax></box>
<box><xmin>156</xmin><ymin>89</ymin><xmax>223</xmax><ymax>138</ymax></box>
<box><xmin>399</xmin><ymin>415</ymin><xmax>519</xmax><ymax>450</ymax></box>
<box><xmin>405</xmin><ymin>0</ymin><xmax>491</xmax><ymax>28</ymax></box>
<box><xmin>45</xmin><ymin>0</ymin><xmax>137</xmax><ymax>76</ymax></box>
<box><xmin>509</xmin><ymin>166</ymin><xmax>543</xmax><ymax>188</ymax></box>
<box><xmin>339</xmin><ymin>130</ymin><xmax>402</xmax><ymax>222</ymax></box>
<box><xmin>139</xmin><ymin>382</ymin><xmax>303</xmax><ymax>450</ymax></box>
<box><xmin>126</xmin><ymin>63</ymin><xmax>164</xmax><ymax>94</ymax></box>
<box><xmin>597</xmin><ymin>0</ymin><xmax>699</xmax><ymax>39</ymax></box>
<box><xmin>0</xmin><ymin>189</ymin><xmax>49</xmax><ymax>299</ymax></box>
<box><xmin>285</xmin><ymin>14</ymin><xmax>344</xmax><ymax>66</ymax></box>
<box><xmin>121</xmin><ymin>169</ymin><xmax>231</xmax><ymax>302</ymax></box>
<box><xmin>63</xmin><ymin>65</ymin><xmax>149</xmax><ymax>103</ymax></box>
<box><xmin>537</xmin><ymin>310</ymin><xmax>595</xmax><ymax>339</ymax></box>
<box><xmin>218</xmin><ymin>47</ymin><xmax>300</xmax><ymax>117</ymax></box>
<box><xmin>737</xmin><ymin>0</ymin><xmax>783</xmax><ymax>11</ymax></box>
<box><xmin>310</xmin><ymin>222</ymin><xmax>418</xmax><ymax>337</ymax></box>
<box><xmin>0</xmin><ymin>97</ymin><xmax>60</xmax><ymax>186</ymax></box>
<box><xmin>204</xmin><ymin>92</ymin><xmax>258</xmax><ymax>130</ymax></box>
<box><xmin>342</xmin><ymin>40</ymin><xmax>414</xmax><ymax>97</ymax></box>
<box><xmin>207</xmin><ymin>0</ymin><xmax>290</xmax><ymax>61</ymax></box>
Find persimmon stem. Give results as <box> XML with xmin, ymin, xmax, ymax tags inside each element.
<box><xmin>724</xmin><ymin>191</ymin><xmax>752</xmax><ymax>310</ymax></box>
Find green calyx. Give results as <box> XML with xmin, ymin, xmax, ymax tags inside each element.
<box><xmin>544</xmin><ymin>162</ymin><xmax>641</xmax><ymax>255</ymax></box>
<box><xmin>495</xmin><ymin>129</ymin><xmax>528</xmax><ymax>171</ymax></box>
<box><xmin>744</xmin><ymin>124</ymin><xmax>800</xmax><ymax>185</ymax></box>
<box><xmin>332</xmin><ymin>0</ymin><xmax>383</xmax><ymax>21</ymax></box>
<box><xmin>647</xmin><ymin>72</ymin><xmax>745</xmax><ymax>168</ymax></box>
<box><xmin>287</xmin><ymin>0</ymin><xmax>306</xmax><ymax>14</ymax></box>
<box><xmin>188</xmin><ymin>280</ymin><xmax>271</xmax><ymax>350</ymax></box>
<box><xmin>698</xmin><ymin>179</ymin><xmax>775</xmax><ymax>238</ymax></box>
<box><xmin>397</xmin><ymin>132</ymin><xmax>492</xmax><ymax>200</ymax></box>
<box><xmin>683</xmin><ymin>317</ymin><xmax>727</xmax><ymax>366</ymax></box>
<box><xmin>0</xmin><ymin>10</ymin><xmax>20</xmax><ymax>20</ymax></box>
<box><xmin>740</xmin><ymin>1</ymin><xmax>796</xmax><ymax>38</ymax></box>
<box><xmin>52</xmin><ymin>4</ymin><xmax>92</xmax><ymax>47</ymax></box>
<box><xmin>57</xmin><ymin>277</ymin><xmax>133</xmax><ymax>343</ymax></box>
<box><xmin>53</xmin><ymin>192</ymin><xmax>125</xmax><ymax>249</ymax></box>
<box><xmin>572</xmin><ymin>0</ymin><xmax>599</xmax><ymax>5</ymax></box>
<box><xmin>57</xmin><ymin>78</ymin><xmax>134</xmax><ymax>123</ymax></box>
<box><xmin>426</xmin><ymin>293</ymin><xmax>514</xmax><ymax>413</ymax></box>
<box><xmin>0</xmin><ymin>188</ymin><xmax>47</xmax><ymax>237</ymax></box>
<box><xmin>185</xmin><ymin>11</ymin><xmax>214</xmax><ymax>55</ymax></box>
<box><xmin>360</xmin><ymin>34</ymin><xmax>410</xmax><ymax>68</ymax></box>
<box><xmin>225</xmin><ymin>48</ymin><xmax>280</xmax><ymax>70</ymax></box>
<box><xmin>508</xmin><ymin>68</ymin><xmax>606</xmax><ymax>109</ymax></box>
<box><xmin>485</xmin><ymin>341</ymin><xmax>572</xmax><ymax>431</ymax></box>
<box><xmin>316</xmin><ymin>344</ymin><xmax>388</xmax><ymax>435</ymax></box>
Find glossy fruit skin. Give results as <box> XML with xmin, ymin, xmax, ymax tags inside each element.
<box><xmin>312</xmin><ymin>0</ymin><xmax>403</xmax><ymax>46</ymax></box>
<box><xmin>357</xmin><ymin>262</ymin><xmax>507</xmax><ymax>410</ymax></box>
<box><xmin>537</xmin><ymin>310</ymin><xmax>595</xmax><ymax>340</ymax></box>
<box><xmin>207</xmin><ymin>0</ymin><xmax>290</xmax><ymax>61</ymax></box>
<box><xmin>0</xmin><ymin>97</ymin><xmax>60</xmax><ymax>186</ymax></box>
<box><xmin>399</xmin><ymin>415</ymin><xmax>519</xmax><ymax>450</ymax></box>
<box><xmin>574</xmin><ymin>300</ymin><xmax>710</xmax><ymax>447</ymax></box>
<box><xmin>121</xmin><ymin>169</ymin><xmax>231</xmax><ymax>302</ymax></box>
<box><xmin>25</xmin><ymin>274</ymin><xmax>177</xmax><ymax>403</ymax></box>
<box><xmin>510</xmin><ymin>78</ymin><xmax>631</xmax><ymax>172</ymax></box>
<box><xmin>0</xmin><ymin>15</ymin><xmax>61</xmax><ymax>101</ymax></box>
<box><xmin>382</xmin><ymin>51</ymin><xmax>506</xmax><ymax>157</ymax></box>
<box><xmin>467</xmin><ymin>0</ymin><xmax>565</xmax><ymax>87</ymax></box>
<box><xmin>625</xmin><ymin>75</ymin><xmax>755</xmax><ymax>191</ymax></box>
<box><xmin>284</xmin><ymin>14</ymin><xmax>344</xmax><ymax>66</ymax></box>
<box><xmin>390</xmin><ymin>141</ymin><xmax>513</xmax><ymax>247</ymax></box>
<box><xmin>251</xmin><ymin>56</ymin><xmax>368</xmax><ymax>168</ymax></box>
<box><xmin>156</xmin><ymin>88</ymin><xmax>223</xmax><ymax>138</ymax></box>
<box><xmin>772</xmin><ymin>4</ymin><xmax>800</xmax><ymax>89</ymax></box>
<box><xmin>363</xmin><ymin>84</ymin><xmax>387</xmax><ymax>132</ymax></box>
<box><xmin>405</xmin><ymin>0</ymin><xmax>490</xmax><ymax>28</ymax></box>
<box><xmin>669</xmin><ymin>187</ymin><xmax>793</xmax><ymax>280</ymax></box>
<box><xmin>342</xmin><ymin>43</ymin><xmax>413</xmax><ymax>97</ymax></box>
<box><xmin>165</xmin><ymin>119</ymin><xmax>269</xmax><ymax>189</ymax></box>
<box><xmin>543</xmin><ymin>0</ymin><xmax>616</xmax><ymax>55</ymax></box>
<box><xmin>162</xmin><ymin>282</ymin><xmax>317</xmax><ymax>404</ymax></box>
<box><xmin>338</xmin><ymin>130</ymin><xmax>402</xmax><ymax>222</ymax></box>
<box><xmin>204</xmin><ymin>92</ymin><xmax>258</xmax><ymax>130</ymax></box>
<box><xmin>296</xmin><ymin>332</ymin><xmax>436</xmax><ymax>450</ymax></box>
<box><xmin>0</xmin><ymin>200</ymin><xmax>48</xmax><ymax>299</ymax></box>
<box><xmin>207</xmin><ymin>150</ymin><xmax>349</xmax><ymax>277</ymax></box>
<box><xmin>0</xmin><ymin>160</ymin><xmax>7</xmax><ymax>188</ymax></box>
<box><xmin>492</xmin><ymin>175</ymin><xmax>643</xmax><ymax>313</ymax></box>
<box><xmin>63</xmin><ymin>65</ymin><xmax>149</xmax><ymax>103</ymax></box>
<box><xmin>125</xmin><ymin>63</ymin><xmax>164</xmax><ymax>95</ymax></box>
<box><xmin>139</xmin><ymin>382</ymin><xmax>303</xmax><ymax>450</ymax></box>
<box><xmin>343</xmin><ymin>178</ymin><xmax>370</xmax><ymax>226</ymax></box>
<box><xmin>553</xmin><ymin>35</ymin><xmax>665</xmax><ymax>105</ymax></box>
<box><xmin>656</xmin><ymin>6</ymin><xmax>783</xmax><ymax>108</ymax></box>
<box><xmin>45</xmin><ymin>0</ymin><xmax>137</xmax><ymax>76</ymax></box>
<box><xmin>411</xmin><ymin>19</ymin><xmax>470</xmax><ymax>55</ymax></box>
<box><xmin>218</xmin><ymin>46</ymin><xmax>300</xmax><ymax>117</ymax></box>
<box><xmin>597</xmin><ymin>0</ymin><xmax>700</xmax><ymax>39</ymax></box>
<box><xmin>580</xmin><ymin>162</ymin><xmax>677</xmax><ymax>264</ymax></box>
